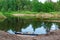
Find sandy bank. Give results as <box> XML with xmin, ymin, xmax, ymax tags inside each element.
<box><xmin>0</xmin><ymin>30</ymin><xmax>60</xmax><ymax>40</ymax></box>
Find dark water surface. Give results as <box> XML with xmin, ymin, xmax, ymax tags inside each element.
<box><xmin>0</xmin><ymin>17</ymin><xmax>60</xmax><ymax>34</ymax></box>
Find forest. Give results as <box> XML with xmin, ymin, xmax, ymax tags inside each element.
<box><xmin>0</xmin><ymin>0</ymin><xmax>60</xmax><ymax>13</ymax></box>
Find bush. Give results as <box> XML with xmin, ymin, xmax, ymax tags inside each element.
<box><xmin>32</xmin><ymin>2</ymin><xmax>43</xmax><ymax>12</ymax></box>
<box><xmin>42</xmin><ymin>2</ymin><xmax>55</xmax><ymax>12</ymax></box>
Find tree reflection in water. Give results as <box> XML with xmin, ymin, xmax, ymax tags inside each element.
<box><xmin>0</xmin><ymin>17</ymin><xmax>59</xmax><ymax>34</ymax></box>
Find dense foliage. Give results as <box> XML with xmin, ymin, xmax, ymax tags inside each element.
<box><xmin>0</xmin><ymin>0</ymin><xmax>60</xmax><ymax>12</ymax></box>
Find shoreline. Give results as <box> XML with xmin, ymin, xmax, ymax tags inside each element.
<box><xmin>12</xmin><ymin>13</ymin><xmax>60</xmax><ymax>19</ymax></box>
<box><xmin>0</xmin><ymin>30</ymin><xmax>60</xmax><ymax>40</ymax></box>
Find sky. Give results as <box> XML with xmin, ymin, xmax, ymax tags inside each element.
<box><xmin>30</xmin><ymin>0</ymin><xmax>59</xmax><ymax>3</ymax></box>
<box><xmin>39</xmin><ymin>0</ymin><xmax>59</xmax><ymax>3</ymax></box>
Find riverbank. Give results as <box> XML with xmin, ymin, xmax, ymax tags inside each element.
<box><xmin>1</xmin><ymin>11</ymin><xmax>60</xmax><ymax>19</ymax></box>
<box><xmin>11</xmin><ymin>11</ymin><xmax>60</xmax><ymax>19</ymax></box>
<box><xmin>1</xmin><ymin>11</ymin><xmax>60</xmax><ymax>21</ymax></box>
<box><xmin>0</xmin><ymin>30</ymin><xmax>60</xmax><ymax>40</ymax></box>
<box><xmin>12</xmin><ymin>13</ymin><xmax>60</xmax><ymax>18</ymax></box>
<box><xmin>0</xmin><ymin>12</ymin><xmax>6</xmax><ymax>21</ymax></box>
<box><xmin>12</xmin><ymin>13</ymin><xmax>60</xmax><ymax>21</ymax></box>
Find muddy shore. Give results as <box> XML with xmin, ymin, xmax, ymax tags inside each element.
<box><xmin>0</xmin><ymin>30</ymin><xmax>60</xmax><ymax>40</ymax></box>
<box><xmin>12</xmin><ymin>13</ymin><xmax>60</xmax><ymax>18</ymax></box>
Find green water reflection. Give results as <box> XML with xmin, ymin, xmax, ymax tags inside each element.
<box><xmin>0</xmin><ymin>17</ymin><xmax>60</xmax><ymax>32</ymax></box>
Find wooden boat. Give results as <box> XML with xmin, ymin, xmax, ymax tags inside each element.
<box><xmin>15</xmin><ymin>32</ymin><xmax>39</xmax><ymax>36</ymax></box>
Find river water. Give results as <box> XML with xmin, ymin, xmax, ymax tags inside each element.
<box><xmin>0</xmin><ymin>17</ymin><xmax>60</xmax><ymax>34</ymax></box>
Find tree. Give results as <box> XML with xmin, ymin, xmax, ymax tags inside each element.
<box><xmin>42</xmin><ymin>2</ymin><xmax>55</xmax><ymax>12</ymax></box>
<box><xmin>54</xmin><ymin>0</ymin><xmax>60</xmax><ymax>11</ymax></box>
<box><xmin>31</xmin><ymin>0</ymin><xmax>43</xmax><ymax>12</ymax></box>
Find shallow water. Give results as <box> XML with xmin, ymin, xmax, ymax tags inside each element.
<box><xmin>0</xmin><ymin>17</ymin><xmax>60</xmax><ymax>34</ymax></box>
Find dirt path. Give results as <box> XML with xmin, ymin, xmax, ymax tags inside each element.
<box><xmin>0</xmin><ymin>30</ymin><xmax>60</xmax><ymax>40</ymax></box>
